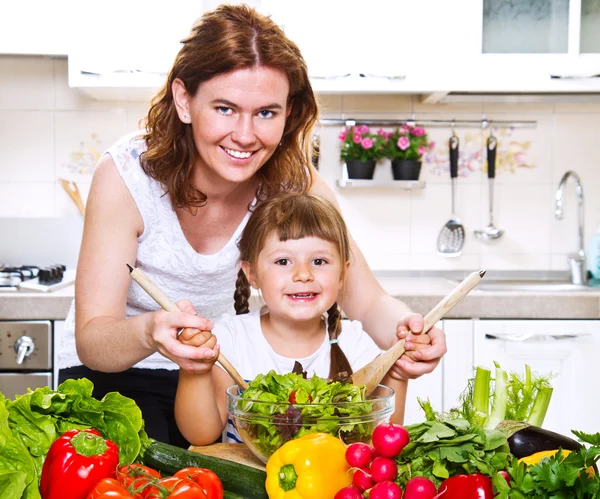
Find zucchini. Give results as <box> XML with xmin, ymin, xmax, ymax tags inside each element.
<box><xmin>142</xmin><ymin>440</ymin><xmax>268</xmax><ymax>499</ymax></box>
<box><xmin>497</xmin><ymin>420</ymin><xmax>583</xmax><ymax>459</ymax></box>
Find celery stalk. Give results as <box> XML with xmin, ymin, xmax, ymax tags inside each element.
<box><xmin>485</xmin><ymin>363</ymin><xmax>508</xmax><ymax>429</ymax></box>
<box><xmin>527</xmin><ymin>385</ymin><xmax>554</xmax><ymax>427</ymax></box>
<box><xmin>472</xmin><ymin>367</ymin><xmax>491</xmax><ymax>426</ymax></box>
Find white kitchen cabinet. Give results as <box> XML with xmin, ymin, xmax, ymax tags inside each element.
<box><xmin>441</xmin><ymin>320</ymin><xmax>475</xmax><ymax>413</ymax></box>
<box><xmin>403</xmin><ymin>321</ymin><xmax>444</xmax><ymax>426</ymax></box>
<box><xmin>0</xmin><ymin>1</ymin><xmax>77</xmax><ymax>55</ymax></box>
<box><xmin>473</xmin><ymin>319</ymin><xmax>600</xmax><ymax>437</ymax></box>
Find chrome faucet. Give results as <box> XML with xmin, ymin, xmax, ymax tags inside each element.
<box><xmin>555</xmin><ymin>170</ymin><xmax>587</xmax><ymax>285</ymax></box>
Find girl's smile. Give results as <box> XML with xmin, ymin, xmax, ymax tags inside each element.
<box><xmin>244</xmin><ymin>233</ymin><xmax>346</xmax><ymax>324</ymax></box>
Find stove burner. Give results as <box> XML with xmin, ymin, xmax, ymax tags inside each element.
<box><xmin>0</xmin><ymin>265</ymin><xmax>40</xmax><ymax>290</ymax></box>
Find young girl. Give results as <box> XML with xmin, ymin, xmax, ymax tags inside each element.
<box><xmin>174</xmin><ymin>193</ymin><xmax>431</xmax><ymax>446</ymax></box>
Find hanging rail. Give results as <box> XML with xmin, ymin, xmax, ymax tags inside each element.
<box><xmin>319</xmin><ymin>118</ymin><xmax>536</xmax><ymax>129</ymax></box>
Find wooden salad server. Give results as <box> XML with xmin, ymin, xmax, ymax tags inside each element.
<box><xmin>127</xmin><ymin>263</ymin><xmax>249</xmax><ymax>390</ymax></box>
<box><xmin>351</xmin><ymin>269</ymin><xmax>486</xmax><ymax>395</ymax></box>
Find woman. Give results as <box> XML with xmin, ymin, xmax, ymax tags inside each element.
<box><xmin>59</xmin><ymin>4</ymin><xmax>446</xmax><ymax>447</ymax></box>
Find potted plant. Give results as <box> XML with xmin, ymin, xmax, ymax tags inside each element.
<box><xmin>339</xmin><ymin>125</ymin><xmax>386</xmax><ymax>179</ymax></box>
<box><xmin>383</xmin><ymin>124</ymin><xmax>433</xmax><ymax>180</ymax></box>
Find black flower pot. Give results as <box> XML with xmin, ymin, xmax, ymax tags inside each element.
<box><xmin>391</xmin><ymin>159</ymin><xmax>422</xmax><ymax>180</ymax></box>
<box><xmin>346</xmin><ymin>159</ymin><xmax>376</xmax><ymax>179</ymax></box>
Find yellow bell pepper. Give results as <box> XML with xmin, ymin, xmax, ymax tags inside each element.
<box><xmin>519</xmin><ymin>449</ymin><xmax>595</xmax><ymax>478</ymax></box>
<box><xmin>265</xmin><ymin>433</ymin><xmax>352</xmax><ymax>499</ymax></box>
<box><xmin>518</xmin><ymin>449</ymin><xmax>571</xmax><ymax>466</ymax></box>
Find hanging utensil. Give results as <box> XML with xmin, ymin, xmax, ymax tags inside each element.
<box><xmin>437</xmin><ymin>130</ymin><xmax>465</xmax><ymax>256</ymax></box>
<box><xmin>351</xmin><ymin>269</ymin><xmax>486</xmax><ymax>395</ymax></box>
<box><xmin>127</xmin><ymin>263</ymin><xmax>249</xmax><ymax>390</ymax></box>
<box><xmin>475</xmin><ymin>134</ymin><xmax>504</xmax><ymax>240</ymax></box>
<box><xmin>59</xmin><ymin>178</ymin><xmax>85</xmax><ymax>216</ymax></box>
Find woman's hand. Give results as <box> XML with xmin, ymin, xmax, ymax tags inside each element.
<box><xmin>388</xmin><ymin>313</ymin><xmax>447</xmax><ymax>381</ymax></box>
<box><xmin>147</xmin><ymin>299</ymin><xmax>219</xmax><ymax>373</ymax></box>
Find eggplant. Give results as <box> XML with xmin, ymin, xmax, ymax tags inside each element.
<box><xmin>496</xmin><ymin>420</ymin><xmax>583</xmax><ymax>459</ymax></box>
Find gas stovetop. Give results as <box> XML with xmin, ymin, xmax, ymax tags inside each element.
<box><xmin>0</xmin><ymin>265</ymin><xmax>74</xmax><ymax>292</ymax></box>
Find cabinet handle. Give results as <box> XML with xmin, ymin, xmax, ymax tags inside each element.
<box><xmin>485</xmin><ymin>333</ymin><xmax>592</xmax><ymax>342</ymax></box>
<box><xmin>310</xmin><ymin>73</ymin><xmax>351</xmax><ymax>80</ymax></box>
<box><xmin>550</xmin><ymin>73</ymin><xmax>600</xmax><ymax>80</ymax></box>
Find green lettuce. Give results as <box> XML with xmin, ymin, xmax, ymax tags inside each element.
<box><xmin>236</xmin><ymin>371</ymin><xmax>376</xmax><ymax>456</ymax></box>
<box><xmin>0</xmin><ymin>378</ymin><xmax>150</xmax><ymax>499</ymax></box>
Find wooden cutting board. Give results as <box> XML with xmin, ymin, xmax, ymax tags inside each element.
<box><xmin>188</xmin><ymin>443</ymin><xmax>266</xmax><ymax>471</ymax></box>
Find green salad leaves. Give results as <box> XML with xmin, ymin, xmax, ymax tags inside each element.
<box><xmin>236</xmin><ymin>371</ymin><xmax>376</xmax><ymax>456</ymax></box>
<box><xmin>395</xmin><ymin>400</ymin><xmax>511</xmax><ymax>488</ymax></box>
<box><xmin>0</xmin><ymin>378</ymin><xmax>150</xmax><ymax>499</ymax></box>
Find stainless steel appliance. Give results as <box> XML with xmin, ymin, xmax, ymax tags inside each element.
<box><xmin>0</xmin><ymin>320</ymin><xmax>53</xmax><ymax>398</ymax></box>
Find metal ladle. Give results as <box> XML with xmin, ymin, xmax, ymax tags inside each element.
<box><xmin>475</xmin><ymin>134</ymin><xmax>504</xmax><ymax>240</ymax></box>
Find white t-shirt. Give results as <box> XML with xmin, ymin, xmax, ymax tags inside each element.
<box><xmin>215</xmin><ymin>309</ymin><xmax>383</xmax><ymax>443</ymax></box>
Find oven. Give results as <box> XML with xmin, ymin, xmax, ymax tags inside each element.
<box><xmin>0</xmin><ymin>320</ymin><xmax>54</xmax><ymax>399</ymax></box>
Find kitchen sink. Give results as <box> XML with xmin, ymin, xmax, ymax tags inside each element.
<box><xmin>469</xmin><ymin>280</ymin><xmax>594</xmax><ymax>292</ymax></box>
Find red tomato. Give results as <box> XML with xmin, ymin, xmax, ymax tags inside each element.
<box><xmin>117</xmin><ymin>464</ymin><xmax>162</xmax><ymax>498</ymax></box>
<box><xmin>144</xmin><ymin>477</ymin><xmax>207</xmax><ymax>499</ymax></box>
<box><xmin>87</xmin><ymin>478</ymin><xmax>134</xmax><ymax>498</ymax></box>
<box><xmin>173</xmin><ymin>467</ymin><xmax>224</xmax><ymax>499</ymax></box>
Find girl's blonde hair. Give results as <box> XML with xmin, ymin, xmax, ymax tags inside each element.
<box><xmin>141</xmin><ymin>4</ymin><xmax>317</xmax><ymax>210</ymax></box>
<box><xmin>235</xmin><ymin>193</ymin><xmax>353</xmax><ymax>380</ymax></box>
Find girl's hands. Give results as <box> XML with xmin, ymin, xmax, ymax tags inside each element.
<box><xmin>147</xmin><ymin>299</ymin><xmax>219</xmax><ymax>373</ymax></box>
<box><xmin>389</xmin><ymin>313</ymin><xmax>447</xmax><ymax>381</ymax></box>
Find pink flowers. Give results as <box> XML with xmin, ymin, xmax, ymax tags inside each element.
<box><xmin>339</xmin><ymin>122</ymin><xmax>431</xmax><ymax>163</ymax></box>
<box><xmin>397</xmin><ymin>136</ymin><xmax>410</xmax><ymax>150</ymax></box>
<box><xmin>382</xmin><ymin>124</ymin><xmax>432</xmax><ymax>161</ymax></box>
<box><xmin>339</xmin><ymin>124</ymin><xmax>387</xmax><ymax>162</ymax></box>
<box><xmin>362</xmin><ymin>137</ymin><xmax>374</xmax><ymax>149</ymax></box>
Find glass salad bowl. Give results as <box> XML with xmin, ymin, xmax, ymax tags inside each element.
<box><xmin>226</xmin><ymin>382</ymin><xmax>395</xmax><ymax>463</ymax></box>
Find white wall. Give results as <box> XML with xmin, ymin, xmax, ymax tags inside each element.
<box><xmin>1</xmin><ymin>55</ymin><xmax>599</xmax><ymax>272</ymax></box>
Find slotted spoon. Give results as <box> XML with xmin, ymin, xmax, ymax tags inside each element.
<box><xmin>437</xmin><ymin>134</ymin><xmax>465</xmax><ymax>256</ymax></box>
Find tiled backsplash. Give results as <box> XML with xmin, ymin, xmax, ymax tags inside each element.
<box><xmin>1</xmin><ymin>55</ymin><xmax>599</xmax><ymax>272</ymax></box>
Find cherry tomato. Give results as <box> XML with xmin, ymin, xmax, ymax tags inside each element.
<box><xmin>144</xmin><ymin>477</ymin><xmax>207</xmax><ymax>499</ymax></box>
<box><xmin>87</xmin><ymin>478</ymin><xmax>134</xmax><ymax>498</ymax></box>
<box><xmin>173</xmin><ymin>467</ymin><xmax>224</xmax><ymax>499</ymax></box>
<box><xmin>117</xmin><ymin>464</ymin><xmax>162</xmax><ymax>498</ymax></box>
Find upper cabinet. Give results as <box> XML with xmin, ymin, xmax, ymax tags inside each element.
<box><xmin>0</xmin><ymin>2</ymin><xmax>75</xmax><ymax>55</ymax></box>
<box><xmin>428</xmin><ymin>0</ymin><xmax>600</xmax><ymax>99</ymax></box>
<box><xmin>22</xmin><ymin>0</ymin><xmax>596</xmax><ymax>100</ymax></box>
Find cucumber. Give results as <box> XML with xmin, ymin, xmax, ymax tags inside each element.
<box><xmin>141</xmin><ymin>440</ymin><xmax>268</xmax><ymax>499</ymax></box>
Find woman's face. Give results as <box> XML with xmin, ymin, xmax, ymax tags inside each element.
<box><xmin>173</xmin><ymin>66</ymin><xmax>290</xmax><ymax>187</ymax></box>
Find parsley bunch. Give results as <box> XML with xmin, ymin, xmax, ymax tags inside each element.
<box><xmin>494</xmin><ymin>431</ymin><xmax>600</xmax><ymax>498</ymax></box>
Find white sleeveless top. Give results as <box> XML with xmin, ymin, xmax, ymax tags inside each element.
<box><xmin>58</xmin><ymin>132</ymin><xmax>251</xmax><ymax>370</ymax></box>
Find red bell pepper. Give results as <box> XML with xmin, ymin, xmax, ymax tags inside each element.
<box><xmin>40</xmin><ymin>428</ymin><xmax>120</xmax><ymax>499</ymax></box>
<box><xmin>438</xmin><ymin>473</ymin><xmax>494</xmax><ymax>499</ymax></box>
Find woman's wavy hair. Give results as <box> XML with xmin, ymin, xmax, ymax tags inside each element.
<box><xmin>141</xmin><ymin>4</ymin><xmax>318</xmax><ymax>209</ymax></box>
<box><xmin>234</xmin><ymin>193</ymin><xmax>353</xmax><ymax>381</ymax></box>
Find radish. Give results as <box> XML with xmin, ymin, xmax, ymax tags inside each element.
<box><xmin>372</xmin><ymin>422</ymin><xmax>410</xmax><ymax>458</ymax></box>
<box><xmin>498</xmin><ymin>470</ymin><xmax>511</xmax><ymax>486</ymax></box>
<box><xmin>346</xmin><ymin>442</ymin><xmax>374</xmax><ymax>468</ymax></box>
<box><xmin>369</xmin><ymin>480</ymin><xmax>403</xmax><ymax>499</ymax></box>
<box><xmin>352</xmin><ymin>467</ymin><xmax>374</xmax><ymax>492</ymax></box>
<box><xmin>404</xmin><ymin>476</ymin><xmax>437</xmax><ymax>498</ymax></box>
<box><xmin>370</xmin><ymin>456</ymin><xmax>398</xmax><ymax>482</ymax></box>
<box><xmin>334</xmin><ymin>485</ymin><xmax>364</xmax><ymax>499</ymax></box>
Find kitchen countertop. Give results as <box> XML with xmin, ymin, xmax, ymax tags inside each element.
<box><xmin>1</xmin><ymin>271</ymin><xmax>599</xmax><ymax>320</ymax></box>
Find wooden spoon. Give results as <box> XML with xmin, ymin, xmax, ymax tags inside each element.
<box><xmin>351</xmin><ymin>269</ymin><xmax>486</xmax><ymax>395</ymax></box>
<box><xmin>127</xmin><ymin>263</ymin><xmax>249</xmax><ymax>390</ymax></box>
<box><xmin>59</xmin><ymin>178</ymin><xmax>85</xmax><ymax>216</ymax></box>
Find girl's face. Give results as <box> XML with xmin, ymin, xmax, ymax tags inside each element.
<box><xmin>243</xmin><ymin>233</ymin><xmax>349</xmax><ymax>323</ymax></box>
<box><xmin>172</xmin><ymin>66</ymin><xmax>290</xmax><ymax>188</ymax></box>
